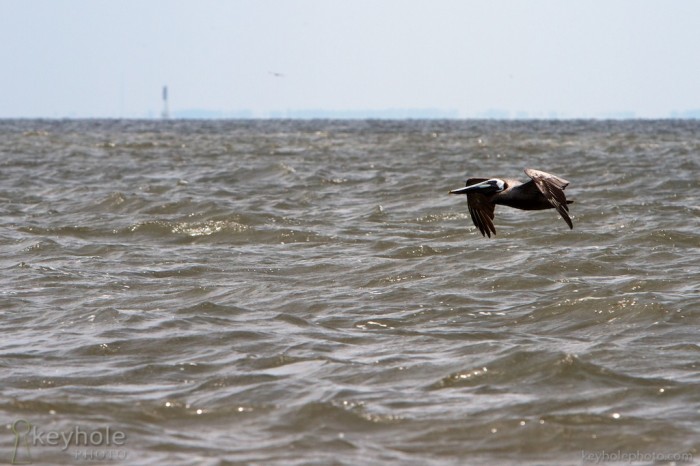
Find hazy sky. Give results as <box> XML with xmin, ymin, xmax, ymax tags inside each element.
<box><xmin>1</xmin><ymin>0</ymin><xmax>699</xmax><ymax>118</ymax></box>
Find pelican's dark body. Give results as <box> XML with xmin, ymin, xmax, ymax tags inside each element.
<box><xmin>489</xmin><ymin>178</ymin><xmax>555</xmax><ymax>210</ymax></box>
<box><xmin>449</xmin><ymin>168</ymin><xmax>574</xmax><ymax>237</ymax></box>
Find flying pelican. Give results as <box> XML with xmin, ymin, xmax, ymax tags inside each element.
<box><xmin>449</xmin><ymin>168</ymin><xmax>574</xmax><ymax>238</ymax></box>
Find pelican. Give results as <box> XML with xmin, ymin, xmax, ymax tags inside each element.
<box><xmin>449</xmin><ymin>168</ymin><xmax>574</xmax><ymax>238</ymax></box>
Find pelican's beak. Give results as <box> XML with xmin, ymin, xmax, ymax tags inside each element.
<box><xmin>448</xmin><ymin>186</ymin><xmax>472</xmax><ymax>195</ymax></box>
<box><xmin>449</xmin><ymin>179</ymin><xmax>494</xmax><ymax>195</ymax></box>
<box><xmin>449</xmin><ymin>179</ymin><xmax>504</xmax><ymax>195</ymax></box>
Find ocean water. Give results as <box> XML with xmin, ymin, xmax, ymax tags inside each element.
<box><xmin>0</xmin><ymin>119</ymin><xmax>698</xmax><ymax>465</ymax></box>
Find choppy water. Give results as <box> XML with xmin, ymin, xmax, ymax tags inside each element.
<box><xmin>1</xmin><ymin>119</ymin><xmax>699</xmax><ymax>465</ymax></box>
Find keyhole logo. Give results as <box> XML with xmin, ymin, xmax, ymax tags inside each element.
<box><xmin>10</xmin><ymin>419</ymin><xmax>32</xmax><ymax>464</ymax></box>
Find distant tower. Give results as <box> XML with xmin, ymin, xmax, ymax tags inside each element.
<box><xmin>161</xmin><ymin>85</ymin><xmax>170</xmax><ymax>119</ymax></box>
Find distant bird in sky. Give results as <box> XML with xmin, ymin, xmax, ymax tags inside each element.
<box><xmin>268</xmin><ymin>71</ymin><xmax>285</xmax><ymax>78</ymax></box>
<box><xmin>449</xmin><ymin>168</ymin><xmax>574</xmax><ymax>238</ymax></box>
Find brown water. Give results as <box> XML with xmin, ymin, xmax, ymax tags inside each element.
<box><xmin>1</xmin><ymin>119</ymin><xmax>698</xmax><ymax>465</ymax></box>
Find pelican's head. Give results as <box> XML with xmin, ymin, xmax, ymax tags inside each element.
<box><xmin>449</xmin><ymin>178</ymin><xmax>505</xmax><ymax>195</ymax></box>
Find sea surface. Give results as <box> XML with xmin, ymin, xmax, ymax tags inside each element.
<box><xmin>0</xmin><ymin>119</ymin><xmax>698</xmax><ymax>465</ymax></box>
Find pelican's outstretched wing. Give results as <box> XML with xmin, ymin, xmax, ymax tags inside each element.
<box><xmin>524</xmin><ymin>168</ymin><xmax>573</xmax><ymax>229</ymax></box>
<box><xmin>465</xmin><ymin>178</ymin><xmax>497</xmax><ymax>237</ymax></box>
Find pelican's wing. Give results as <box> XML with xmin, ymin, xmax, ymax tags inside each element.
<box><xmin>465</xmin><ymin>178</ymin><xmax>497</xmax><ymax>237</ymax></box>
<box><xmin>524</xmin><ymin>168</ymin><xmax>573</xmax><ymax>229</ymax></box>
